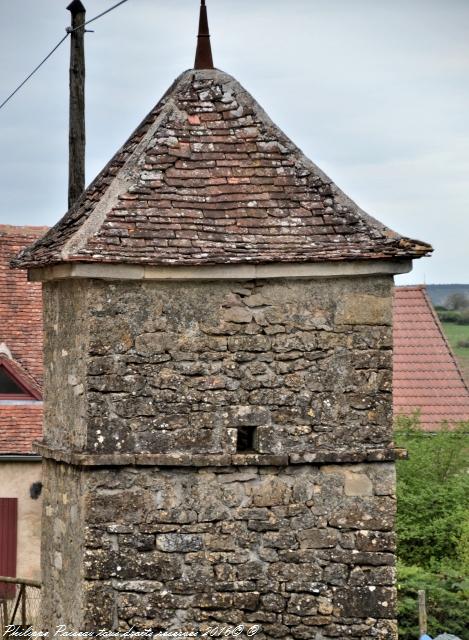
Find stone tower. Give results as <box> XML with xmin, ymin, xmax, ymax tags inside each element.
<box><xmin>15</xmin><ymin>3</ymin><xmax>431</xmax><ymax>637</ymax></box>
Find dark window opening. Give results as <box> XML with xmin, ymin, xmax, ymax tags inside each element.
<box><xmin>237</xmin><ymin>426</ymin><xmax>257</xmax><ymax>452</ymax></box>
<box><xmin>0</xmin><ymin>367</ymin><xmax>26</xmax><ymax>395</ymax></box>
<box><xmin>0</xmin><ymin>363</ymin><xmax>41</xmax><ymax>400</ymax></box>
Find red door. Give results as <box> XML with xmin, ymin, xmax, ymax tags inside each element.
<box><xmin>0</xmin><ymin>498</ymin><xmax>17</xmax><ymax>599</ymax></box>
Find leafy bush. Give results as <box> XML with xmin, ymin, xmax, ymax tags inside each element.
<box><xmin>437</xmin><ymin>309</ymin><xmax>462</xmax><ymax>323</ymax></box>
<box><xmin>397</xmin><ymin>563</ymin><xmax>469</xmax><ymax>640</ymax></box>
<box><xmin>445</xmin><ymin>292</ymin><xmax>469</xmax><ymax>311</ymax></box>
<box><xmin>456</xmin><ymin>309</ymin><xmax>469</xmax><ymax>325</ymax></box>
<box><xmin>396</xmin><ymin>422</ymin><xmax>469</xmax><ymax>569</ymax></box>
<box><xmin>395</xmin><ymin>415</ymin><xmax>469</xmax><ymax>639</ymax></box>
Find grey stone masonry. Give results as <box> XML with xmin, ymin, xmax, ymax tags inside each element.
<box><xmin>43</xmin><ymin>277</ymin><xmax>393</xmax><ymax>457</ymax></box>
<box><xmin>38</xmin><ymin>274</ymin><xmax>400</xmax><ymax>638</ymax></box>
<box><xmin>42</xmin><ymin>462</ymin><xmax>397</xmax><ymax>638</ymax></box>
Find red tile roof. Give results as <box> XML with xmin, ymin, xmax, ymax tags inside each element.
<box><xmin>13</xmin><ymin>70</ymin><xmax>432</xmax><ymax>269</ymax></box>
<box><xmin>393</xmin><ymin>286</ymin><xmax>469</xmax><ymax>430</ymax></box>
<box><xmin>0</xmin><ymin>225</ymin><xmax>47</xmax><ymax>453</ymax></box>
<box><xmin>0</xmin><ymin>405</ymin><xmax>43</xmax><ymax>455</ymax></box>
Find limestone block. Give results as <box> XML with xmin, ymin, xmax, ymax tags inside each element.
<box><xmin>298</xmin><ymin>528</ymin><xmax>339</xmax><ymax>549</ymax></box>
<box><xmin>329</xmin><ymin>497</ymin><xmax>394</xmax><ymax>531</ymax></box>
<box><xmin>261</xmin><ymin>593</ymin><xmax>286</xmax><ymax>612</ymax></box>
<box><xmin>287</xmin><ymin>593</ymin><xmax>319</xmax><ymax>616</ymax></box>
<box><xmin>250</xmin><ymin>478</ymin><xmax>291</xmax><ymax>507</ymax></box>
<box><xmin>155</xmin><ymin>533</ymin><xmax>203</xmax><ymax>552</ymax></box>
<box><xmin>349</xmin><ymin>566</ymin><xmax>396</xmax><ymax>587</ymax></box>
<box><xmin>228</xmin><ymin>405</ymin><xmax>271</xmax><ymax>427</ymax></box>
<box><xmin>336</xmin><ymin>294</ymin><xmax>392</xmax><ymax>326</ymax></box>
<box><xmin>335</xmin><ymin>586</ymin><xmax>396</xmax><ymax>619</ymax></box>
<box><xmin>197</xmin><ymin>593</ymin><xmax>233</xmax><ymax>609</ymax></box>
<box><xmin>135</xmin><ymin>332</ymin><xmax>172</xmax><ymax>355</ymax></box>
<box><xmin>222</xmin><ymin>307</ymin><xmax>253</xmax><ymax>323</ymax></box>
<box><xmin>89</xmin><ymin>317</ymin><xmax>134</xmax><ymax>354</ymax></box>
<box><xmin>368</xmin><ymin>463</ymin><xmax>396</xmax><ymax>496</ymax></box>
<box><xmin>355</xmin><ymin>530</ymin><xmax>396</xmax><ymax>553</ymax></box>
<box><xmin>344</xmin><ymin>471</ymin><xmax>373</xmax><ymax>496</ymax></box>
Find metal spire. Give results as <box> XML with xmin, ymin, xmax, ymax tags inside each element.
<box><xmin>194</xmin><ymin>0</ymin><xmax>214</xmax><ymax>69</ymax></box>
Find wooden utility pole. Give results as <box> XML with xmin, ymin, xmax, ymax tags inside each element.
<box><xmin>418</xmin><ymin>589</ymin><xmax>427</xmax><ymax>637</ymax></box>
<box><xmin>67</xmin><ymin>0</ymin><xmax>86</xmax><ymax>209</ymax></box>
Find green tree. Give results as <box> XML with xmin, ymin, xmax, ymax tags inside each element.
<box><xmin>397</xmin><ymin>563</ymin><xmax>469</xmax><ymax>640</ymax></box>
<box><xmin>395</xmin><ymin>415</ymin><xmax>469</xmax><ymax>639</ymax></box>
<box><xmin>445</xmin><ymin>292</ymin><xmax>469</xmax><ymax>311</ymax></box>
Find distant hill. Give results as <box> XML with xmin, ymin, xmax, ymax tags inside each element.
<box><xmin>426</xmin><ymin>284</ymin><xmax>469</xmax><ymax>307</ymax></box>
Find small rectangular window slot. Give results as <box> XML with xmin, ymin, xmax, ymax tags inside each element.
<box><xmin>237</xmin><ymin>426</ymin><xmax>257</xmax><ymax>452</ymax></box>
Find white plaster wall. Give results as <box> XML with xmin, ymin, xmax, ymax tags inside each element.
<box><xmin>0</xmin><ymin>461</ymin><xmax>42</xmax><ymax>581</ymax></box>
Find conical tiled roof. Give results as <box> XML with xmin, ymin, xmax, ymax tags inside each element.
<box><xmin>13</xmin><ymin>69</ymin><xmax>432</xmax><ymax>269</ymax></box>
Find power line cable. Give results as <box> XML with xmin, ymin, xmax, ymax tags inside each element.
<box><xmin>0</xmin><ymin>34</ymin><xmax>69</xmax><ymax>111</ymax></box>
<box><xmin>80</xmin><ymin>0</ymin><xmax>130</xmax><ymax>30</ymax></box>
<box><xmin>0</xmin><ymin>0</ymin><xmax>130</xmax><ymax>112</ymax></box>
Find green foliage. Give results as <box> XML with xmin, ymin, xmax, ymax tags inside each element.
<box><xmin>395</xmin><ymin>417</ymin><xmax>469</xmax><ymax>570</ymax></box>
<box><xmin>437</xmin><ymin>308</ymin><xmax>469</xmax><ymax>325</ymax></box>
<box><xmin>438</xmin><ymin>309</ymin><xmax>459</xmax><ymax>323</ymax></box>
<box><xmin>445</xmin><ymin>292</ymin><xmax>469</xmax><ymax>311</ymax></box>
<box><xmin>397</xmin><ymin>563</ymin><xmax>469</xmax><ymax>640</ymax></box>
<box><xmin>395</xmin><ymin>415</ymin><xmax>469</xmax><ymax>639</ymax></box>
<box><xmin>440</xmin><ymin>321</ymin><xmax>469</xmax><ymax>385</ymax></box>
<box><xmin>457</xmin><ymin>518</ymin><xmax>469</xmax><ymax>570</ymax></box>
<box><xmin>458</xmin><ymin>309</ymin><xmax>469</xmax><ymax>325</ymax></box>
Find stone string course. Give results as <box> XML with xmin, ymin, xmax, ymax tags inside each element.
<box><xmin>14</xmin><ymin>70</ymin><xmax>431</xmax><ymax>269</ymax></box>
<box><xmin>34</xmin><ymin>442</ymin><xmax>405</xmax><ymax>467</ymax></box>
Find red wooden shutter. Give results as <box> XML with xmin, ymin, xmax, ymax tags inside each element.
<box><xmin>0</xmin><ymin>498</ymin><xmax>17</xmax><ymax>599</ymax></box>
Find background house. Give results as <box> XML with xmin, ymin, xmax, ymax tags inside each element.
<box><xmin>0</xmin><ymin>225</ymin><xmax>47</xmax><ymax>586</ymax></box>
<box><xmin>393</xmin><ymin>285</ymin><xmax>469</xmax><ymax>430</ymax></box>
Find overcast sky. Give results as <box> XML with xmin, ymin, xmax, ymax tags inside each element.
<box><xmin>1</xmin><ymin>0</ymin><xmax>468</xmax><ymax>284</ymax></box>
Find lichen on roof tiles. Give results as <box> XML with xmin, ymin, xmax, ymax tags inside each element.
<box><xmin>12</xmin><ymin>70</ymin><xmax>432</xmax><ymax>269</ymax></box>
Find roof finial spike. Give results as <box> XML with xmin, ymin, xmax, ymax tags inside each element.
<box><xmin>194</xmin><ymin>0</ymin><xmax>214</xmax><ymax>70</ymax></box>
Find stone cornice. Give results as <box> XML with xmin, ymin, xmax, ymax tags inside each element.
<box><xmin>34</xmin><ymin>441</ymin><xmax>407</xmax><ymax>467</ymax></box>
<box><xmin>29</xmin><ymin>259</ymin><xmax>412</xmax><ymax>282</ymax></box>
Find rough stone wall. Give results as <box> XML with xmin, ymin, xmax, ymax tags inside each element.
<box><xmin>43</xmin><ymin>280</ymin><xmax>89</xmax><ymax>450</ymax></box>
<box><xmin>80</xmin><ymin>463</ymin><xmax>397</xmax><ymax>638</ymax></box>
<box><xmin>40</xmin><ymin>459</ymin><xmax>85</xmax><ymax>629</ymax></box>
<box><xmin>40</xmin><ymin>274</ymin><xmax>397</xmax><ymax>637</ymax></box>
<box><xmin>83</xmin><ymin>276</ymin><xmax>393</xmax><ymax>456</ymax></box>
